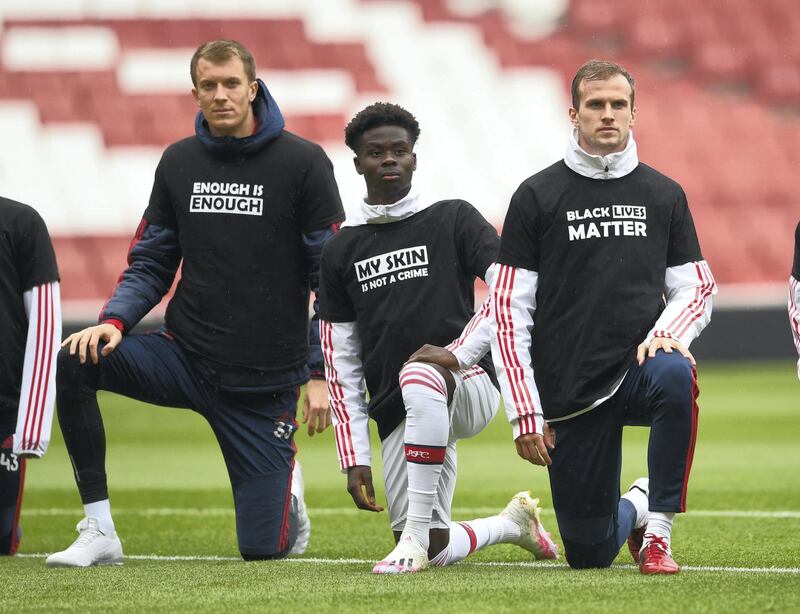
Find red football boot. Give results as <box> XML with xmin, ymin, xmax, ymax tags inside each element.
<box><xmin>639</xmin><ymin>534</ymin><xmax>680</xmax><ymax>575</ymax></box>
<box><xmin>627</xmin><ymin>526</ymin><xmax>645</xmax><ymax>563</ymax></box>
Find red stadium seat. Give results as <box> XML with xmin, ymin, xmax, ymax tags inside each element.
<box><xmin>568</xmin><ymin>0</ymin><xmax>629</xmax><ymax>40</ymax></box>
<box><xmin>4</xmin><ymin>3</ymin><xmax>798</xmax><ymax>288</ymax></box>
<box><xmin>757</xmin><ymin>63</ymin><xmax>800</xmax><ymax>107</ymax></box>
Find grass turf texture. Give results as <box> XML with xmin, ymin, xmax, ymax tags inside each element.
<box><xmin>2</xmin><ymin>361</ymin><xmax>799</xmax><ymax>612</ymax></box>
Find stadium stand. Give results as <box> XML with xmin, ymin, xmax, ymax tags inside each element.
<box><xmin>0</xmin><ymin>0</ymin><xmax>797</xmax><ymax>316</ymax></box>
<box><xmin>374</xmin><ymin>0</ymin><xmax>800</xmax><ymax>291</ymax></box>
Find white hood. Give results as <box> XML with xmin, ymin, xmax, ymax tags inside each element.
<box><xmin>564</xmin><ymin>128</ymin><xmax>639</xmax><ymax>179</ymax></box>
<box><xmin>342</xmin><ymin>185</ymin><xmax>428</xmax><ymax>228</ymax></box>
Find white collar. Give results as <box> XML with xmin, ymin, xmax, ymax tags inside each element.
<box><xmin>564</xmin><ymin>128</ymin><xmax>639</xmax><ymax>179</ymax></box>
<box><xmin>342</xmin><ymin>184</ymin><xmax>427</xmax><ymax>227</ymax></box>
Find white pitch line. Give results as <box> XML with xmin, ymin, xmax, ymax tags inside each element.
<box><xmin>21</xmin><ymin>507</ymin><xmax>800</xmax><ymax>519</ymax></box>
<box><xmin>474</xmin><ymin>561</ymin><xmax>800</xmax><ymax>574</ymax></box>
<box><xmin>14</xmin><ymin>553</ymin><xmax>800</xmax><ymax>574</ymax></box>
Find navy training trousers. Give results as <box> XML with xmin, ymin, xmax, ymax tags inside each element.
<box><xmin>56</xmin><ymin>331</ymin><xmax>299</xmax><ymax>559</ymax></box>
<box><xmin>547</xmin><ymin>350</ymin><xmax>699</xmax><ymax>569</ymax></box>
<box><xmin>0</xmin><ymin>432</ymin><xmax>24</xmax><ymax>555</ymax></box>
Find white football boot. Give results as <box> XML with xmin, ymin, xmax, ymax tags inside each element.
<box><xmin>500</xmin><ymin>491</ymin><xmax>559</xmax><ymax>560</ymax></box>
<box><xmin>373</xmin><ymin>535</ymin><xmax>429</xmax><ymax>574</ymax></box>
<box><xmin>289</xmin><ymin>460</ymin><xmax>311</xmax><ymax>555</ymax></box>
<box><xmin>46</xmin><ymin>518</ymin><xmax>123</xmax><ymax>568</ymax></box>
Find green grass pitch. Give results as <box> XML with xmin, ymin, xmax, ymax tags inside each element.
<box><xmin>2</xmin><ymin>361</ymin><xmax>799</xmax><ymax>612</ymax></box>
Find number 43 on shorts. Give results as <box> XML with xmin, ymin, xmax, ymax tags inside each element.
<box><xmin>0</xmin><ymin>452</ymin><xmax>19</xmax><ymax>472</ymax></box>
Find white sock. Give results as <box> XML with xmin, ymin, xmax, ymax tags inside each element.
<box><xmin>620</xmin><ymin>486</ymin><xmax>649</xmax><ymax>528</ymax></box>
<box><xmin>430</xmin><ymin>516</ymin><xmax>520</xmax><ymax>566</ymax></box>
<box><xmin>644</xmin><ymin>511</ymin><xmax>675</xmax><ymax>549</ymax></box>
<box><xmin>399</xmin><ymin>362</ymin><xmax>451</xmax><ymax>551</ymax></box>
<box><xmin>84</xmin><ymin>499</ymin><xmax>115</xmax><ymax>534</ymax></box>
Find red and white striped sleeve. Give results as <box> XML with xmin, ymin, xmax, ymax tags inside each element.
<box><xmin>320</xmin><ymin>319</ymin><xmax>372</xmax><ymax>471</ymax></box>
<box><xmin>13</xmin><ymin>281</ymin><xmax>62</xmax><ymax>457</ymax></box>
<box><xmin>789</xmin><ymin>275</ymin><xmax>800</xmax><ymax>380</ymax></box>
<box><xmin>446</xmin><ymin>264</ymin><xmax>497</xmax><ymax>369</ymax></box>
<box><xmin>489</xmin><ymin>264</ymin><xmax>544</xmax><ymax>440</ymax></box>
<box><xmin>646</xmin><ymin>260</ymin><xmax>717</xmax><ymax>347</ymax></box>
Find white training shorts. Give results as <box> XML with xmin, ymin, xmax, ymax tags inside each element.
<box><xmin>381</xmin><ymin>365</ymin><xmax>500</xmax><ymax>531</ymax></box>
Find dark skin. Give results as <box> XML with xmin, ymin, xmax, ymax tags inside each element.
<box><xmin>353</xmin><ymin>124</ymin><xmax>417</xmax><ymax>205</ymax></box>
<box><xmin>347</xmin><ymin>124</ymin><xmax>556</xmax><ymax>517</ymax></box>
<box><xmin>346</xmin><ymin>126</ymin><xmax>457</xmax><ymax>557</ymax></box>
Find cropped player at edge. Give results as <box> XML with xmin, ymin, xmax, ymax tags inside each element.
<box><xmin>491</xmin><ymin>60</ymin><xmax>717</xmax><ymax>574</ymax></box>
<box><xmin>319</xmin><ymin>103</ymin><xmax>557</xmax><ymax>575</ymax></box>
<box><xmin>46</xmin><ymin>40</ymin><xmax>344</xmax><ymax>567</ymax></box>
<box><xmin>0</xmin><ymin>197</ymin><xmax>61</xmax><ymax>556</ymax></box>
<box><xmin>790</xmin><ymin>221</ymin><xmax>800</xmax><ymax>380</ymax></box>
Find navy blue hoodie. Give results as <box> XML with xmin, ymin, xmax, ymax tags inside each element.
<box><xmin>100</xmin><ymin>80</ymin><xmax>344</xmax><ymax>385</ymax></box>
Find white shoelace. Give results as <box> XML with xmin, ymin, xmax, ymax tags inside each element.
<box><xmin>74</xmin><ymin>527</ymin><xmax>104</xmax><ymax>547</ymax></box>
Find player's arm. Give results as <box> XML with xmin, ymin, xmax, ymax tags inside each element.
<box><xmin>791</xmin><ymin>275</ymin><xmax>800</xmax><ymax>381</ymax></box>
<box><xmin>790</xmin><ymin>222</ymin><xmax>800</xmax><ymax>381</ymax></box>
<box><xmin>320</xmin><ymin>319</ymin><xmax>381</xmax><ymax>512</ymax></box>
<box><xmin>296</xmin><ymin>142</ymin><xmax>344</xmax><ymax>434</ymax></box>
<box><xmin>489</xmin><ymin>264</ymin><xmax>552</xmax><ymax>466</ymax></box>
<box><xmin>63</xmin><ymin>220</ymin><xmax>181</xmax><ymax>364</ymax></box>
<box><xmin>13</xmin><ymin>282</ymin><xmax>62</xmax><ymax>457</ymax></box>
<box><xmin>302</xmin><ymin>224</ymin><xmax>339</xmax><ymax>435</ymax></box>
<box><xmin>637</xmin><ymin>260</ymin><xmax>717</xmax><ymax>366</ymax></box>
<box><xmin>415</xmin><ymin>205</ymin><xmax>502</xmax><ymax>372</ymax></box>
<box><xmin>444</xmin><ymin>263</ymin><xmax>499</xmax><ymax>369</ymax></box>
<box><xmin>409</xmin><ymin>265</ymin><xmax>499</xmax><ymax>371</ymax></box>
<box><xmin>639</xmin><ymin>188</ymin><xmax>717</xmax><ymax>365</ymax></box>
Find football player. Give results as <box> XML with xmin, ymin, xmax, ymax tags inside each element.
<box><xmin>0</xmin><ymin>196</ymin><xmax>61</xmax><ymax>555</ymax></box>
<box><xmin>790</xmin><ymin>221</ymin><xmax>800</xmax><ymax>380</ymax></box>
<box><xmin>320</xmin><ymin>102</ymin><xmax>558</xmax><ymax>574</ymax></box>
<box><xmin>492</xmin><ymin>60</ymin><xmax>717</xmax><ymax>574</ymax></box>
<box><xmin>46</xmin><ymin>40</ymin><xmax>343</xmax><ymax>567</ymax></box>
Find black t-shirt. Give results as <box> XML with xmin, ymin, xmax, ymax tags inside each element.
<box><xmin>144</xmin><ymin>130</ymin><xmax>344</xmax><ymax>370</ymax></box>
<box><xmin>320</xmin><ymin>200</ymin><xmax>499</xmax><ymax>439</ymax></box>
<box><xmin>0</xmin><ymin>198</ymin><xmax>59</xmax><ymax>418</ymax></box>
<box><xmin>793</xmin><ymin>221</ymin><xmax>800</xmax><ymax>279</ymax></box>
<box><xmin>498</xmin><ymin>161</ymin><xmax>702</xmax><ymax>420</ymax></box>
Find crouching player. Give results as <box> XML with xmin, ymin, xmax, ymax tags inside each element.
<box><xmin>492</xmin><ymin>60</ymin><xmax>716</xmax><ymax>574</ymax></box>
<box><xmin>0</xmin><ymin>196</ymin><xmax>61</xmax><ymax>555</ymax></box>
<box><xmin>45</xmin><ymin>40</ymin><xmax>343</xmax><ymax>566</ymax></box>
<box><xmin>319</xmin><ymin>103</ymin><xmax>557</xmax><ymax>574</ymax></box>
<box><xmin>790</xmin><ymin>221</ymin><xmax>800</xmax><ymax>380</ymax></box>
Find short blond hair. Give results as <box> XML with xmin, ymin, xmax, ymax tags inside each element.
<box><xmin>571</xmin><ymin>60</ymin><xmax>635</xmax><ymax>109</ymax></box>
<box><xmin>190</xmin><ymin>39</ymin><xmax>256</xmax><ymax>85</ymax></box>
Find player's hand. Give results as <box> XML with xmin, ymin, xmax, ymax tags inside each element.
<box><xmin>405</xmin><ymin>344</ymin><xmax>459</xmax><ymax>371</ymax></box>
<box><xmin>302</xmin><ymin>378</ymin><xmax>331</xmax><ymax>436</ymax></box>
<box><xmin>515</xmin><ymin>422</ymin><xmax>555</xmax><ymax>466</ymax></box>
<box><xmin>637</xmin><ymin>337</ymin><xmax>695</xmax><ymax>367</ymax></box>
<box><xmin>62</xmin><ymin>323</ymin><xmax>122</xmax><ymax>365</ymax></box>
<box><xmin>346</xmin><ymin>465</ymin><xmax>384</xmax><ymax>512</ymax></box>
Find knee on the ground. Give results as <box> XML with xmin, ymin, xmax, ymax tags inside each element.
<box><xmin>233</xmin><ymin>471</ymin><xmax>297</xmax><ymax>560</ymax></box>
<box><xmin>563</xmin><ymin>540</ymin><xmax>617</xmax><ymax>569</ymax></box>
<box><xmin>558</xmin><ymin>517</ymin><xmax>619</xmax><ymax>569</ymax></box>
<box><xmin>239</xmin><ymin>500</ymin><xmax>294</xmax><ymax>561</ymax></box>
<box><xmin>240</xmin><ymin>548</ymin><xmax>290</xmax><ymax>561</ymax></box>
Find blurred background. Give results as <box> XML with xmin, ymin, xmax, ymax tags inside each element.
<box><xmin>0</xmin><ymin>0</ymin><xmax>797</xmax><ymax>361</ymax></box>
